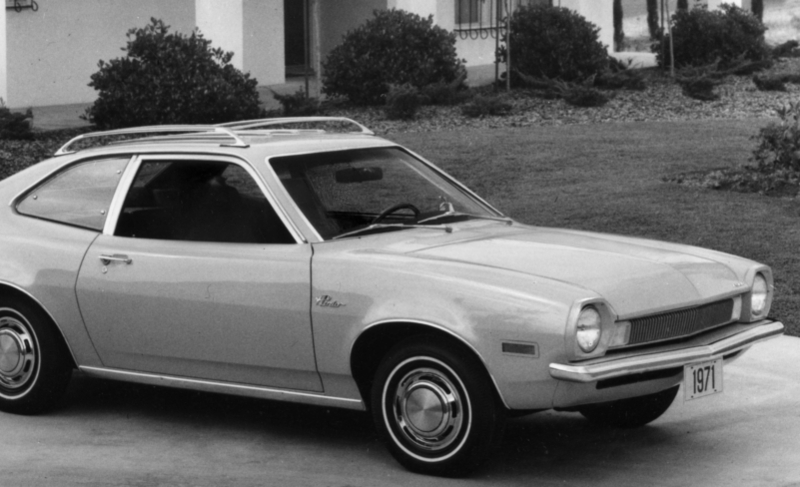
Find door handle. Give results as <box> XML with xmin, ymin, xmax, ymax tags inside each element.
<box><xmin>99</xmin><ymin>254</ymin><xmax>132</xmax><ymax>265</ymax></box>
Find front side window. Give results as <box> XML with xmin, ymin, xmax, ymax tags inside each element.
<box><xmin>270</xmin><ymin>148</ymin><xmax>497</xmax><ymax>240</ymax></box>
<box><xmin>114</xmin><ymin>159</ymin><xmax>295</xmax><ymax>244</ymax></box>
<box><xmin>16</xmin><ymin>157</ymin><xmax>129</xmax><ymax>231</ymax></box>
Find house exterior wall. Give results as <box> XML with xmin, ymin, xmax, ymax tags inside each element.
<box><xmin>0</xmin><ymin>5</ymin><xmax>7</xmax><ymax>104</ymax></box>
<box><xmin>5</xmin><ymin>0</ymin><xmax>195</xmax><ymax>108</ymax></box>
<box><xmin>243</xmin><ymin>0</ymin><xmax>284</xmax><ymax>87</ymax></box>
<box><xmin>196</xmin><ymin>0</ymin><xmax>244</xmax><ymax>70</ymax></box>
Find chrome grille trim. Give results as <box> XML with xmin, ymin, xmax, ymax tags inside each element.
<box><xmin>628</xmin><ymin>299</ymin><xmax>735</xmax><ymax>346</ymax></box>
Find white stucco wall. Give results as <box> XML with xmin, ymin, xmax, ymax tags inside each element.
<box><xmin>704</xmin><ymin>0</ymin><xmax>742</xmax><ymax>9</ymax></box>
<box><xmin>388</xmin><ymin>0</ymin><xmax>438</xmax><ymax>19</ymax></box>
<box><xmin>6</xmin><ymin>0</ymin><xmax>195</xmax><ymax>108</ymax></box>
<box><xmin>196</xmin><ymin>0</ymin><xmax>244</xmax><ymax>70</ymax></box>
<box><xmin>243</xmin><ymin>0</ymin><xmax>284</xmax><ymax>86</ymax></box>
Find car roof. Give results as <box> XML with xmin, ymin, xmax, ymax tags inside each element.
<box><xmin>53</xmin><ymin>117</ymin><xmax>396</xmax><ymax>161</ymax></box>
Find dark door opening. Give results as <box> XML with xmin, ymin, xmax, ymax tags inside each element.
<box><xmin>284</xmin><ymin>0</ymin><xmax>307</xmax><ymax>76</ymax></box>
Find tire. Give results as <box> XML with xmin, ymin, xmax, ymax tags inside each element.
<box><xmin>0</xmin><ymin>298</ymin><xmax>72</xmax><ymax>414</ymax></box>
<box><xmin>578</xmin><ymin>385</ymin><xmax>679</xmax><ymax>429</ymax></box>
<box><xmin>371</xmin><ymin>336</ymin><xmax>505</xmax><ymax>476</ymax></box>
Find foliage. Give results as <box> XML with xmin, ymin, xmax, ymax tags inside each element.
<box><xmin>677</xmin><ymin>0</ymin><xmax>689</xmax><ymax>10</ymax></box>
<box><xmin>563</xmin><ymin>86</ymin><xmax>611</xmax><ymax>107</ymax></box>
<box><xmin>322</xmin><ymin>9</ymin><xmax>464</xmax><ymax>106</ymax></box>
<box><xmin>772</xmin><ymin>40</ymin><xmax>800</xmax><ymax>58</ymax></box>
<box><xmin>677</xmin><ymin>75</ymin><xmax>722</xmax><ymax>101</ymax></box>
<box><xmin>507</xmin><ymin>5</ymin><xmax>608</xmax><ymax>84</ymax></box>
<box><xmin>420</xmin><ymin>72</ymin><xmax>470</xmax><ymax>106</ymax></box>
<box><xmin>655</xmin><ymin>5</ymin><xmax>769</xmax><ymax>69</ymax></box>
<box><xmin>271</xmin><ymin>89</ymin><xmax>320</xmax><ymax>116</ymax></box>
<box><xmin>752</xmin><ymin>101</ymin><xmax>800</xmax><ymax>175</ymax></box>
<box><xmin>384</xmin><ymin>84</ymin><xmax>422</xmax><ymax>120</ymax></box>
<box><xmin>83</xmin><ymin>18</ymin><xmax>265</xmax><ymax>129</ymax></box>
<box><xmin>460</xmin><ymin>95</ymin><xmax>512</xmax><ymax>118</ymax></box>
<box><xmin>596</xmin><ymin>66</ymin><xmax>647</xmax><ymax>91</ymax></box>
<box><xmin>0</xmin><ymin>99</ymin><xmax>34</xmax><ymax>140</ymax></box>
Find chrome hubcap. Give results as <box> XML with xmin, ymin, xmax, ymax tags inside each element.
<box><xmin>0</xmin><ymin>317</ymin><xmax>36</xmax><ymax>390</ymax></box>
<box><xmin>393</xmin><ymin>367</ymin><xmax>464</xmax><ymax>452</ymax></box>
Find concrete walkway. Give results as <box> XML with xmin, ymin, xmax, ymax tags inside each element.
<box><xmin>1</xmin><ymin>335</ymin><xmax>797</xmax><ymax>486</ymax></box>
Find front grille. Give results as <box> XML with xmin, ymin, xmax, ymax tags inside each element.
<box><xmin>628</xmin><ymin>299</ymin><xmax>735</xmax><ymax>346</ymax></box>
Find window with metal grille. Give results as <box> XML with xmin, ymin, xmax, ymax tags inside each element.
<box><xmin>454</xmin><ymin>0</ymin><xmax>550</xmax><ymax>38</ymax></box>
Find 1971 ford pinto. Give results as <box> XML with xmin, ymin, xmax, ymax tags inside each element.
<box><xmin>0</xmin><ymin>118</ymin><xmax>784</xmax><ymax>475</ymax></box>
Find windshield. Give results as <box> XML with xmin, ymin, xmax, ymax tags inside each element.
<box><xmin>269</xmin><ymin>147</ymin><xmax>498</xmax><ymax>239</ymax></box>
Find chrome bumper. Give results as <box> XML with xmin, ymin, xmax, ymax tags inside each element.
<box><xmin>549</xmin><ymin>320</ymin><xmax>785</xmax><ymax>383</ymax></box>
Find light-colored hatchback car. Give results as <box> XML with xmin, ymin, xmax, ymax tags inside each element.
<box><xmin>0</xmin><ymin>118</ymin><xmax>785</xmax><ymax>475</ymax></box>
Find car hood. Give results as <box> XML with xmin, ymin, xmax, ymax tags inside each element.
<box><xmin>403</xmin><ymin>224</ymin><xmax>748</xmax><ymax>318</ymax></box>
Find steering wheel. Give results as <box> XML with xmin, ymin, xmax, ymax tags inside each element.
<box><xmin>371</xmin><ymin>203</ymin><xmax>421</xmax><ymax>224</ymax></box>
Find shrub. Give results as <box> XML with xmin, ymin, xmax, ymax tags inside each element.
<box><xmin>563</xmin><ymin>86</ymin><xmax>611</xmax><ymax>107</ymax></box>
<box><xmin>507</xmin><ymin>5</ymin><xmax>609</xmax><ymax>84</ymax></box>
<box><xmin>83</xmin><ymin>18</ymin><xmax>265</xmax><ymax>129</ymax></box>
<box><xmin>272</xmin><ymin>89</ymin><xmax>320</xmax><ymax>116</ymax></box>
<box><xmin>0</xmin><ymin>99</ymin><xmax>34</xmax><ymax>140</ymax></box>
<box><xmin>460</xmin><ymin>95</ymin><xmax>512</xmax><ymax>118</ymax></box>
<box><xmin>420</xmin><ymin>72</ymin><xmax>470</xmax><ymax>106</ymax></box>
<box><xmin>322</xmin><ymin>9</ymin><xmax>464</xmax><ymax>106</ymax></box>
<box><xmin>384</xmin><ymin>84</ymin><xmax>422</xmax><ymax>120</ymax></box>
<box><xmin>678</xmin><ymin>76</ymin><xmax>722</xmax><ymax>101</ymax></box>
<box><xmin>752</xmin><ymin>101</ymin><xmax>800</xmax><ymax>175</ymax></box>
<box><xmin>655</xmin><ymin>5</ymin><xmax>769</xmax><ymax>69</ymax></box>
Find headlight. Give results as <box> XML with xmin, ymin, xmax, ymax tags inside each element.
<box><xmin>751</xmin><ymin>273</ymin><xmax>768</xmax><ymax>318</ymax></box>
<box><xmin>576</xmin><ymin>306</ymin><xmax>602</xmax><ymax>353</ymax></box>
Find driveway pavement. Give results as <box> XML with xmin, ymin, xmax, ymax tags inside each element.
<box><xmin>1</xmin><ymin>335</ymin><xmax>798</xmax><ymax>487</ymax></box>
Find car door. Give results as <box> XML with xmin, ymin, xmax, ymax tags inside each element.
<box><xmin>75</xmin><ymin>154</ymin><xmax>322</xmax><ymax>392</ymax></box>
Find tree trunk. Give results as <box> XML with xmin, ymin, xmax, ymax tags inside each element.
<box><xmin>752</xmin><ymin>0</ymin><xmax>764</xmax><ymax>21</ymax></box>
<box><xmin>614</xmin><ymin>0</ymin><xmax>624</xmax><ymax>51</ymax></box>
<box><xmin>647</xmin><ymin>0</ymin><xmax>660</xmax><ymax>40</ymax></box>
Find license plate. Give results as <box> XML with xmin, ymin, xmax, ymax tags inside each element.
<box><xmin>684</xmin><ymin>358</ymin><xmax>723</xmax><ymax>401</ymax></box>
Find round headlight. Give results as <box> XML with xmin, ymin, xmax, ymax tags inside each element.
<box><xmin>576</xmin><ymin>306</ymin><xmax>602</xmax><ymax>353</ymax></box>
<box><xmin>751</xmin><ymin>274</ymin><xmax>768</xmax><ymax>317</ymax></box>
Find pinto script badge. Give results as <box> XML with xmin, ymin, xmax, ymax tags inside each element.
<box><xmin>315</xmin><ymin>295</ymin><xmax>346</xmax><ymax>308</ymax></box>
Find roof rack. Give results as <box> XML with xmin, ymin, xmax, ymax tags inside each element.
<box><xmin>218</xmin><ymin>117</ymin><xmax>375</xmax><ymax>135</ymax></box>
<box><xmin>54</xmin><ymin>125</ymin><xmax>249</xmax><ymax>156</ymax></box>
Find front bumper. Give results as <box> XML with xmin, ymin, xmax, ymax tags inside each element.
<box><xmin>549</xmin><ymin>319</ymin><xmax>784</xmax><ymax>383</ymax></box>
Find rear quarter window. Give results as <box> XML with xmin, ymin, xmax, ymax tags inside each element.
<box><xmin>16</xmin><ymin>157</ymin><xmax>129</xmax><ymax>231</ymax></box>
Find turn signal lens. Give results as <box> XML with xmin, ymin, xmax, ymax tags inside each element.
<box><xmin>751</xmin><ymin>274</ymin><xmax>768</xmax><ymax>318</ymax></box>
<box><xmin>576</xmin><ymin>306</ymin><xmax>602</xmax><ymax>353</ymax></box>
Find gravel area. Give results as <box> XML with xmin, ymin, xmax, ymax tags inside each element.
<box><xmin>323</xmin><ymin>58</ymin><xmax>800</xmax><ymax>135</ymax></box>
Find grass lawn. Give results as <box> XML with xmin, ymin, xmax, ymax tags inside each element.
<box><xmin>389</xmin><ymin>118</ymin><xmax>799</xmax><ymax>336</ymax></box>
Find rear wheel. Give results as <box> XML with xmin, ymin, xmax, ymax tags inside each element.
<box><xmin>578</xmin><ymin>385</ymin><xmax>679</xmax><ymax>428</ymax></box>
<box><xmin>371</xmin><ymin>337</ymin><xmax>505</xmax><ymax>476</ymax></box>
<box><xmin>0</xmin><ymin>298</ymin><xmax>72</xmax><ymax>414</ymax></box>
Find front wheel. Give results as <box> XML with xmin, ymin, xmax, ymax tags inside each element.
<box><xmin>578</xmin><ymin>385</ymin><xmax>679</xmax><ymax>428</ymax></box>
<box><xmin>0</xmin><ymin>298</ymin><xmax>72</xmax><ymax>414</ymax></box>
<box><xmin>371</xmin><ymin>337</ymin><xmax>505</xmax><ymax>476</ymax></box>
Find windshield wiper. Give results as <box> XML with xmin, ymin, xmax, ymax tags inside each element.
<box><xmin>417</xmin><ymin>208</ymin><xmax>513</xmax><ymax>226</ymax></box>
<box><xmin>332</xmin><ymin>223</ymin><xmax>453</xmax><ymax>240</ymax></box>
